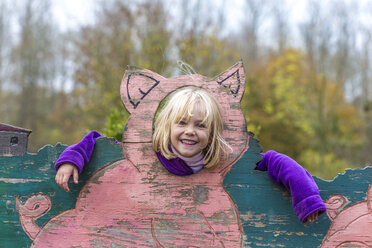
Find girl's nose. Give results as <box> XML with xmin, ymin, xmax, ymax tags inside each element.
<box><xmin>185</xmin><ymin>125</ymin><xmax>195</xmax><ymax>135</ymax></box>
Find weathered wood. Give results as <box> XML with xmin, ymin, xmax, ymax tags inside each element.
<box><xmin>0</xmin><ymin>123</ymin><xmax>32</xmax><ymax>156</ymax></box>
<box><xmin>24</xmin><ymin>62</ymin><xmax>248</xmax><ymax>247</ymax></box>
<box><xmin>225</xmin><ymin>136</ymin><xmax>372</xmax><ymax>247</ymax></box>
<box><xmin>2</xmin><ymin>137</ymin><xmax>371</xmax><ymax>247</ymax></box>
<box><xmin>0</xmin><ymin>138</ymin><xmax>122</xmax><ymax>247</ymax></box>
<box><xmin>0</xmin><ymin>63</ymin><xmax>371</xmax><ymax>247</ymax></box>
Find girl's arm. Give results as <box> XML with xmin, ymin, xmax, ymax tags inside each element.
<box><xmin>255</xmin><ymin>150</ymin><xmax>327</xmax><ymax>223</ymax></box>
<box><xmin>54</xmin><ymin>130</ymin><xmax>103</xmax><ymax>173</ymax></box>
<box><xmin>54</xmin><ymin>130</ymin><xmax>103</xmax><ymax>191</ymax></box>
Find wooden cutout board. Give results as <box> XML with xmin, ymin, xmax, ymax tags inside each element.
<box><xmin>0</xmin><ymin>63</ymin><xmax>371</xmax><ymax>247</ymax></box>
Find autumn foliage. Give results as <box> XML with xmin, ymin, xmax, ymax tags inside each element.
<box><xmin>0</xmin><ymin>0</ymin><xmax>371</xmax><ymax>179</ymax></box>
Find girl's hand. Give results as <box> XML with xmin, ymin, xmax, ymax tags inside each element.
<box><xmin>306</xmin><ymin>211</ymin><xmax>319</xmax><ymax>223</ymax></box>
<box><xmin>55</xmin><ymin>163</ymin><xmax>79</xmax><ymax>192</ymax></box>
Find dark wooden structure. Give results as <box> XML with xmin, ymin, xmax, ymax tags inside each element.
<box><xmin>0</xmin><ymin>123</ymin><xmax>31</xmax><ymax>156</ymax></box>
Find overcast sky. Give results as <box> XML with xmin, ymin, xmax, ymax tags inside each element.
<box><xmin>50</xmin><ymin>0</ymin><xmax>372</xmax><ymax>43</ymax></box>
<box><xmin>51</xmin><ymin>0</ymin><xmax>308</xmax><ymax>31</ymax></box>
<box><xmin>52</xmin><ymin>0</ymin><xmax>95</xmax><ymax>31</ymax></box>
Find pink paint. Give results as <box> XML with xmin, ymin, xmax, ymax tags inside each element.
<box><xmin>321</xmin><ymin>184</ymin><xmax>372</xmax><ymax>247</ymax></box>
<box><xmin>23</xmin><ymin>62</ymin><xmax>249</xmax><ymax>247</ymax></box>
<box><xmin>15</xmin><ymin>194</ymin><xmax>51</xmax><ymax>240</ymax></box>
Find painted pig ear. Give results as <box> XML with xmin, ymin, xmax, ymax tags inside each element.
<box><xmin>213</xmin><ymin>61</ymin><xmax>246</xmax><ymax>102</ymax></box>
<box><xmin>120</xmin><ymin>67</ymin><xmax>165</xmax><ymax>114</ymax></box>
<box><xmin>120</xmin><ymin>67</ymin><xmax>167</xmax><ymax>143</ymax></box>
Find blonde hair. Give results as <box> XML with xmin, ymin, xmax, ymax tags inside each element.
<box><xmin>152</xmin><ymin>86</ymin><xmax>230</xmax><ymax>168</ymax></box>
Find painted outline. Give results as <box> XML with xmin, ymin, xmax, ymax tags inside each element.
<box><xmin>126</xmin><ymin>72</ymin><xmax>160</xmax><ymax>109</ymax></box>
<box><xmin>216</xmin><ymin>69</ymin><xmax>241</xmax><ymax>97</ymax></box>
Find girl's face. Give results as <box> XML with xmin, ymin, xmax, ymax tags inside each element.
<box><xmin>170</xmin><ymin>106</ymin><xmax>210</xmax><ymax>158</ymax></box>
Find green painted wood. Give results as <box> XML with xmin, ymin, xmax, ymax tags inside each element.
<box><xmin>0</xmin><ymin>138</ymin><xmax>122</xmax><ymax>247</ymax></box>
<box><xmin>223</xmin><ymin>135</ymin><xmax>372</xmax><ymax>247</ymax></box>
<box><xmin>0</xmin><ymin>135</ymin><xmax>371</xmax><ymax>247</ymax></box>
<box><xmin>224</xmin><ymin>135</ymin><xmax>329</xmax><ymax>247</ymax></box>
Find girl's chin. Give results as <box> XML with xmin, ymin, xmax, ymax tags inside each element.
<box><xmin>177</xmin><ymin>148</ymin><xmax>200</xmax><ymax>157</ymax></box>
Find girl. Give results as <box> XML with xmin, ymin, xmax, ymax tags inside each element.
<box><xmin>55</xmin><ymin>86</ymin><xmax>326</xmax><ymax>223</ymax></box>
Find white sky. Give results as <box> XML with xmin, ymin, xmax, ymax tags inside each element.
<box><xmin>52</xmin><ymin>0</ymin><xmax>308</xmax><ymax>32</ymax></box>
<box><xmin>52</xmin><ymin>0</ymin><xmax>371</xmax><ymax>32</ymax></box>
<box><xmin>51</xmin><ymin>0</ymin><xmax>372</xmax><ymax>51</ymax></box>
<box><xmin>52</xmin><ymin>0</ymin><xmax>95</xmax><ymax>31</ymax></box>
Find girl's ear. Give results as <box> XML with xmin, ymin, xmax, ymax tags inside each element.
<box><xmin>212</xmin><ymin>61</ymin><xmax>246</xmax><ymax>102</ymax></box>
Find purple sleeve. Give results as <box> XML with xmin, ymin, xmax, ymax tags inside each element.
<box><xmin>54</xmin><ymin>130</ymin><xmax>104</xmax><ymax>174</ymax></box>
<box><xmin>255</xmin><ymin>150</ymin><xmax>326</xmax><ymax>223</ymax></box>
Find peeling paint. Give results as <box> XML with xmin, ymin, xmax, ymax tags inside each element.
<box><xmin>0</xmin><ymin>178</ymin><xmax>43</xmax><ymax>183</ymax></box>
<box><xmin>1</xmin><ymin>62</ymin><xmax>372</xmax><ymax>247</ymax></box>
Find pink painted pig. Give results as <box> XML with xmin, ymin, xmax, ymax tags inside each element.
<box><xmin>321</xmin><ymin>184</ymin><xmax>372</xmax><ymax>247</ymax></box>
<box><xmin>27</xmin><ymin>63</ymin><xmax>249</xmax><ymax>247</ymax></box>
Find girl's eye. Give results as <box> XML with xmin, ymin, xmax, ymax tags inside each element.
<box><xmin>178</xmin><ymin>121</ymin><xmax>186</xmax><ymax>126</ymax></box>
<box><xmin>198</xmin><ymin>123</ymin><xmax>206</xmax><ymax>128</ymax></box>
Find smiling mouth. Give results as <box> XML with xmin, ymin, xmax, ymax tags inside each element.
<box><xmin>181</xmin><ymin>140</ymin><xmax>197</xmax><ymax>145</ymax></box>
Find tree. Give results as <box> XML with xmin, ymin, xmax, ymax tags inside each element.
<box><xmin>0</xmin><ymin>1</ymin><xmax>12</xmax><ymax>122</ymax></box>
<box><xmin>10</xmin><ymin>0</ymin><xmax>58</xmax><ymax>151</ymax></box>
<box><xmin>0</xmin><ymin>1</ymin><xmax>9</xmax><ymax>90</ymax></box>
<box><xmin>239</xmin><ymin>0</ymin><xmax>271</xmax><ymax>74</ymax></box>
<box><xmin>174</xmin><ymin>0</ymin><xmax>240</xmax><ymax>77</ymax></box>
<box><xmin>356</xmin><ymin>28</ymin><xmax>372</xmax><ymax>167</ymax></box>
<box><xmin>71</xmin><ymin>0</ymin><xmax>173</xmax><ymax>141</ymax></box>
<box><xmin>271</xmin><ymin>0</ymin><xmax>290</xmax><ymax>54</ymax></box>
<box><xmin>243</xmin><ymin>49</ymin><xmax>363</xmax><ymax>179</ymax></box>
